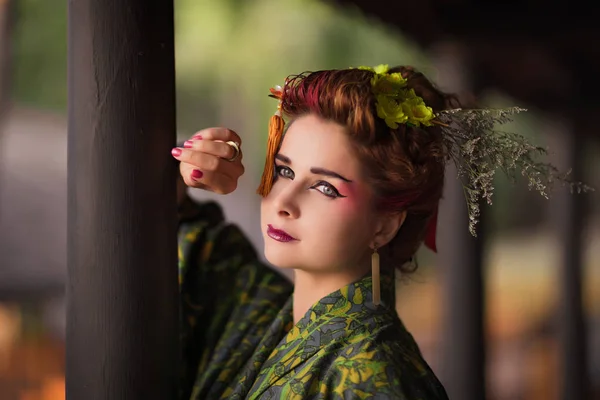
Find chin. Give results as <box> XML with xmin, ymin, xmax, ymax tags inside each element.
<box><xmin>263</xmin><ymin>242</ymin><xmax>298</xmax><ymax>270</ymax></box>
<box><xmin>263</xmin><ymin>241</ymin><xmax>336</xmax><ymax>273</ymax></box>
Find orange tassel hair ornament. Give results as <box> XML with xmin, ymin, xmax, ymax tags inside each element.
<box><xmin>257</xmin><ymin>85</ymin><xmax>286</xmax><ymax>197</ymax></box>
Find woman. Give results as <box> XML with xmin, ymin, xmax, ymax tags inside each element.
<box><xmin>171</xmin><ymin>65</ymin><xmax>584</xmax><ymax>399</ymax></box>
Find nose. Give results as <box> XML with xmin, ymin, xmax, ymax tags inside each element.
<box><xmin>272</xmin><ymin>184</ymin><xmax>300</xmax><ymax>219</ymax></box>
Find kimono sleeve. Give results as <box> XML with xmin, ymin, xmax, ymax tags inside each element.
<box><xmin>176</xmin><ymin>200</ymin><xmax>291</xmax><ymax>398</ymax></box>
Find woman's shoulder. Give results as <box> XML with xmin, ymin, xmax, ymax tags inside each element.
<box><xmin>178</xmin><ymin>196</ymin><xmax>225</xmax><ymax>226</ymax></box>
<box><xmin>178</xmin><ymin>198</ymin><xmax>256</xmax><ymax>261</ymax></box>
<box><xmin>322</xmin><ymin>313</ymin><xmax>449</xmax><ymax>399</ymax></box>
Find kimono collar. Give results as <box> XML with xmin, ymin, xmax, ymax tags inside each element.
<box><xmin>241</xmin><ymin>268</ymin><xmax>398</xmax><ymax>398</ymax></box>
<box><xmin>295</xmin><ymin>267</ymin><xmax>396</xmax><ymax>331</ymax></box>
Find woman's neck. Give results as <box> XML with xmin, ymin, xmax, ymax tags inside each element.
<box><xmin>292</xmin><ymin>266</ymin><xmax>369</xmax><ymax>324</ymax></box>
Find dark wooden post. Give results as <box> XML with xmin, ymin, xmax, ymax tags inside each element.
<box><xmin>0</xmin><ymin>0</ymin><xmax>13</xmax><ymax>116</ymax></box>
<box><xmin>433</xmin><ymin>43</ymin><xmax>487</xmax><ymax>400</ymax></box>
<box><xmin>549</xmin><ymin>122</ymin><xmax>589</xmax><ymax>400</ymax></box>
<box><xmin>438</xmin><ymin>165</ymin><xmax>487</xmax><ymax>400</ymax></box>
<box><xmin>66</xmin><ymin>1</ymin><xmax>178</xmax><ymax>399</ymax></box>
<box><xmin>0</xmin><ymin>0</ymin><xmax>14</xmax><ymax>210</ymax></box>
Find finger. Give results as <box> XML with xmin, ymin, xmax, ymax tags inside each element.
<box><xmin>190</xmin><ymin>128</ymin><xmax>242</xmax><ymax>147</ymax></box>
<box><xmin>175</xmin><ymin>148</ymin><xmax>243</xmax><ymax>179</ymax></box>
<box><xmin>194</xmin><ymin>170</ymin><xmax>238</xmax><ymax>195</ymax></box>
<box><xmin>179</xmin><ymin>162</ymin><xmax>201</xmax><ymax>189</ymax></box>
<box><xmin>180</xmin><ymin>163</ymin><xmax>238</xmax><ymax>194</ymax></box>
<box><xmin>183</xmin><ymin>138</ymin><xmax>237</xmax><ymax>160</ymax></box>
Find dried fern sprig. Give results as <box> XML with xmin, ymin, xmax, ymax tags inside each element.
<box><xmin>436</xmin><ymin>107</ymin><xmax>594</xmax><ymax>236</ymax></box>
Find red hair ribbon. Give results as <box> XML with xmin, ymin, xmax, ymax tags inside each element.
<box><xmin>424</xmin><ymin>207</ymin><xmax>438</xmax><ymax>253</ymax></box>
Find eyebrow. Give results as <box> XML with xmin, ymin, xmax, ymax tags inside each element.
<box><xmin>275</xmin><ymin>153</ymin><xmax>353</xmax><ymax>183</ymax></box>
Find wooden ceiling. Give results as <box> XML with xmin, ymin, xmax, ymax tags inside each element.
<box><xmin>331</xmin><ymin>0</ymin><xmax>600</xmax><ymax>123</ymax></box>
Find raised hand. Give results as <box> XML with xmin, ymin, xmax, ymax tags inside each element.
<box><xmin>172</xmin><ymin>128</ymin><xmax>244</xmax><ymax>195</ymax></box>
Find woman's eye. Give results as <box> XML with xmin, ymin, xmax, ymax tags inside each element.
<box><xmin>274</xmin><ymin>166</ymin><xmax>344</xmax><ymax>199</ymax></box>
<box><xmin>275</xmin><ymin>165</ymin><xmax>294</xmax><ymax>179</ymax></box>
<box><xmin>313</xmin><ymin>181</ymin><xmax>344</xmax><ymax>199</ymax></box>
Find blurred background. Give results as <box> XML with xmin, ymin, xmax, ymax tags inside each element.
<box><xmin>0</xmin><ymin>0</ymin><xmax>599</xmax><ymax>399</ymax></box>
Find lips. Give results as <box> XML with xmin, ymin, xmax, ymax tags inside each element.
<box><xmin>267</xmin><ymin>224</ymin><xmax>298</xmax><ymax>243</ymax></box>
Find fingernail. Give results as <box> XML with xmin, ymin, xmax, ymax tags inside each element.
<box><xmin>171</xmin><ymin>148</ymin><xmax>182</xmax><ymax>157</ymax></box>
<box><xmin>192</xmin><ymin>134</ymin><xmax>203</xmax><ymax>140</ymax></box>
<box><xmin>184</xmin><ymin>140</ymin><xmax>193</xmax><ymax>148</ymax></box>
<box><xmin>191</xmin><ymin>169</ymin><xmax>203</xmax><ymax>180</ymax></box>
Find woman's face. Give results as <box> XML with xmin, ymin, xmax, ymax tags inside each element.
<box><xmin>260</xmin><ymin>114</ymin><xmax>382</xmax><ymax>274</ymax></box>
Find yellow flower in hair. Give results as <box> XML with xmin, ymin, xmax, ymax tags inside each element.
<box><xmin>358</xmin><ymin>64</ymin><xmax>389</xmax><ymax>74</ymax></box>
<box><xmin>373</xmin><ymin>64</ymin><xmax>390</xmax><ymax>74</ymax></box>
<box><xmin>371</xmin><ymin>72</ymin><xmax>407</xmax><ymax>95</ymax></box>
<box><xmin>375</xmin><ymin>94</ymin><xmax>408</xmax><ymax>129</ymax></box>
<box><xmin>400</xmin><ymin>91</ymin><xmax>435</xmax><ymax>126</ymax></box>
<box><xmin>356</xmin><ymin>64</ymin><xmax>438</xmax><ymax>128</ymax></box>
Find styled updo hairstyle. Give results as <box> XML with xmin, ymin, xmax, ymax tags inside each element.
<box><xmin>279</xmin><ymin>66</ymin><xmax>460</xmax><ymax>273</ymax></box>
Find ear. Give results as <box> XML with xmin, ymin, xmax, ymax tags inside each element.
<box><xmin>371</xmin><ymin>211</ymin><xmax>407</xmax><ymax>248</ymax></box>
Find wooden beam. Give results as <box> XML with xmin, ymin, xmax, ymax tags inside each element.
<box><xmin>0</xmin><ymin>0</ymin><xmax>14</xmax><ymax>210</ymax></box>
<box><xmin>328</xmin><ymin>0</ymin><xmax>600</xmax><ymax>120</ymax></box>
<box><xmin>0</xmin><ymin>0</ymin><xmax>13</xmax><ymax>116</ymax></box>
<box><xmin>438</xmin><ymin>166</ymin><xmax>487</xmax><ymax>400</ymax></box>
<box><xmin>66</xmin><ymin>1</ymin><xmax>179</xmax><ymax>398</ymax></box>
<box><xmin>433</xmin><ymin>44</ymin><xmax>487</xmax><ymax>400</ymax></box>
<box><xmin>546</xmin><ymin>119</ymin><xmax>591</xmax><ymax>400</ymax></box>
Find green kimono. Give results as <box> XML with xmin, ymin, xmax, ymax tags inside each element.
<box><xmin>178</xmin><ymin>200</ymin><xmax>448</xmax><ymax>399</ymax></box>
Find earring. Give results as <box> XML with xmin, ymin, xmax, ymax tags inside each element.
<box><xmin>372</xmin><ymin>245</ymin><xmax>380</xmax><ymax>306</ymax></box>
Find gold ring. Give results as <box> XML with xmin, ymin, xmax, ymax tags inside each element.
<box><xmin>225</xmin><ymin>141</ymin><xmax>241</xmax><ymax>162</ymax></box>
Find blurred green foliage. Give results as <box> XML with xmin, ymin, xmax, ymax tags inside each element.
<box><xmin>13</xmin><ymin>0</ymin><xmax>67</xmax><ymax>110</ymax></box>
<box><xmin>172</xmin><ymin>0</ymin><xmax>431</xmax><ymax>133</ymax></box>
<box><xmin>11</xmin><ymin>0</ymin><xmax>430</xmax><ymax>122</ymax></box>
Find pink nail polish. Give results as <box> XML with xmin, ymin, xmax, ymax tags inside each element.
<box><xmin>191</xmin><ymin>169</ymin><xmax>203</xmax><ymax>180</ymax></box>
<box><xmin>171</xmin><ymin>148</ymin><xmax>182</xmax><ymax>157</ymax></box>
<box><xmin>192</xmin><ymin>134</ymin><xmax>203</xmax><ymax>140</ymax></box>
<box><xmin>184</xmin><ymin>140</ymin><xmax>193</xmax><ymax>148</ymax></box>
